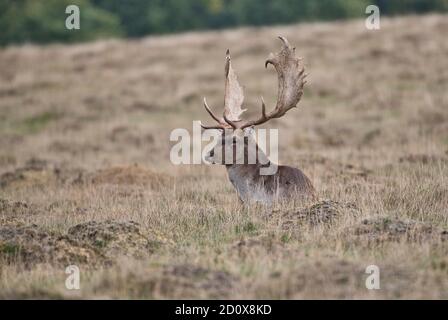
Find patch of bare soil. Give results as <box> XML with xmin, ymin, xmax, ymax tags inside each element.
<box><xmin>94</xmin><ymin>264</ymin><xmax>238</xmax><ymax>299</ymax></box>
<box><xmin>0</xmin><ymin>199</ymin><xmax>39</xmax><ymax>216</ymax></box>
<box><xmin>0</xmin><ymin>158</ymin><xmax>87</xmax><ymax>190</ymax></box>
<box><xmin>314</xmin><ymin>125</ymin><xmax>352</xmax><ymax>147</ymax></box>
<box><xmin>0</xmin><ymin>225</ymin><xmax>105</xmax><ymax>268</ymax></box>
<box><xmin>0</xmin><ymin>220</ymin><xmax>166</xmax><ymax>269</ymax></box>
<box><xmin>0</xmin><ymin>165</ymin><xmax>57</xmax><ymax>190</ymax></box>
<box><xmin>108</xmin><ymin>125</ymin><xmax>154</xmax><ymax>147</ymax></box>
<box><xmin>230</xmin><ymin>234</ymin><xmax>285</xmax><ymax>258</ymax></box>
<box><xmin>48</xmin><ymin>140</ymin><xmax>101</xmax><ymax>156</ymax></box>
<box><xmin>0</xmin><ymin>216</ymin><xmax>26</xmax><ymax>227</ymax></box>
<box><xmin>91</xmin><ymin>165</ymin><xmax>172</xmax><ymax>188</ymax></box>
<box><xmin>253</xmin><ymin>259</ymin><xmax>363</xmax><ymax>299</ymax></box>
<box><xmin>67</xmin><ymin>220</ymin><xmax>163</xmax><ymax>259</ymax></box>
<box><xmin>0</xmin><ymin>153</ymin><xmax>16</xmax><ymax>167</ymax></box>
<box><xmin>253</xmin><ymin>259</ymin><xmax>418</xmax><ymax>299</ymax></box>
<box><xmin>282</xmin><ymin>200</ymin><xmax>359</xmax><ymax>229</ymax></box>
<box><xmin>161</xmin><ymin>264</ymin><xmax>237</xmax><ymax>298</ymax></box>
<box><xmin>352</xmin><ymin>216</ymin><xmax>448</xmax><ymax>243</ymax></box>
<box><xmin>0</xmin><ymin>199</ymin><xmax>41</xmax><ymax>227</ymax></box>
<box><xmin>399</xmin><ymin>154</ymin><xmax>448</xmax><ymax>165</ymax></box>
<box><xmin>0</xmin><ymin>160</ymin><xmax>174</xmax><ymax>191</ymax></box>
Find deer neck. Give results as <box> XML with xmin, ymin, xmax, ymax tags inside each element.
<box><xmin>225</xmin><ymin>148</ymin><xmax>272</xmax><ymax>202</ymax></box>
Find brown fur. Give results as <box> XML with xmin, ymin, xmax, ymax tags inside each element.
<box><xmin>206</xmin><ymin>130</ymin><xmax>315</xmax><ymax>204</ymax></box>
<box><xmin>226</xmin><ymin>163</ymin><xmax>315</xmax><ymax>203</ymax></box>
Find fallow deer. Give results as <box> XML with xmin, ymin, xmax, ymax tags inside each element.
<box><xmin>201</xmin><ymin>36</ymin><xmax>315</xmax><ymax>204</ymax></box>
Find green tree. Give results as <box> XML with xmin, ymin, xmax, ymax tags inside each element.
<box><xmin>1</xmin><ymin>0</ymin><xmax>448</xmax><ymax>46</ymax></box>
<box><xmin>375</xmin><ymin>0</ymin><xmax>448</xmax><ymax>14</ymax></box>
<box><xmin>0</xmin><ymin>0</ymin><xmax>122</xmax><ymax>45</ymax></box>
<box><xmin>91</xmin><ymin>0</ymin><xmax>152</xmax><ymax>37</ymax></box>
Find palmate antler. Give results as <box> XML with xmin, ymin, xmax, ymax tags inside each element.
<box><xmin>201</xmin><ymin>49</ymin><xmax>246</xmax><ymax>130</ymax></box>
<box><xmin>201</xmin><ymin>36</ymin><xmax>307</xmax><ymax>130</ymax></box>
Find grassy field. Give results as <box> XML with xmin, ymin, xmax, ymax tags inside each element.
<box><xmin>0</xmin><ymin>14</ymin><xmax>447</xmax><ymax>299</ymax></box>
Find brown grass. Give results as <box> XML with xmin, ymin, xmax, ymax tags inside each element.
<box><xmin>0</xmin><ymin>14</ymin><xmax>448</xmax><ymax>299</ymax></box>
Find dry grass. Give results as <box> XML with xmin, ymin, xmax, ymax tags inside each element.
<box><xmin>1</xmin><ymin>14</ymin><xmax>448</xmax><ymax>299</ymax></box>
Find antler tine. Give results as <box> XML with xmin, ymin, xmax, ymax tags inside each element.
<box><xmin>200</xmin><ymin>122</ymin><xmax>226</xmax><ymax>130</ymax></box>
<box><xmin>278</xmin><ymin>35</ymin><xmax>291</xmax><ymax>48</ymax></box>
<box><xmin>260</xmin><ymin>96</ymin><xmax>267</xmax><ymax>119</ymax></box>
<box><xmin>203</xmin><ymin>98</ymin><xmax>222</xmax><ymax>124</ymax></box>
<box><xmin>223</xmin><ymin>112</ymin><xmax>237</xmax><ymax>129</ymax></box>
<box><xmin>200</xmin><ymin>97</ymin><xmax>229</xmax><ymax>130</ymax></box>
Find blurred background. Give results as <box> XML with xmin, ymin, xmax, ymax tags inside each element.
<box><xmin>1</xmin><ymin>0</ymin><xmax>448</xmax><ymax>46</ymax></box>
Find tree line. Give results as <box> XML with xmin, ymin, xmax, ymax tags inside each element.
<box><xmin>1</xmin><ymin>0</ymin><xmax>447</xmax><ymax>45</ymax></box>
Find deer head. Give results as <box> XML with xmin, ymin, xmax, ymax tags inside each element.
<box><xmin>201</xmin><ymin>36</ymin><xmax>307</xmax><ymax>166</ymax></box>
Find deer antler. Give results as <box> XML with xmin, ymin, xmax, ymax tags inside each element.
<box><xmin>237</xmin><ymin>36</ymin><xmax>306</xmax><ymax>129</ymax></box>
<box><xmin>201</xmin><ymin>36</ymin><xmax>306</xmax><ymax>130</ymax></box>
<box><xmin>201</xmin><ymin>50</ymin><xmax>246</xmax><ymax>130</ymax></box>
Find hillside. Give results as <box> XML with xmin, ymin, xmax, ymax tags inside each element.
<box><xmin>0</xmin><ymin>14</ymin><xmax>447</xmax><ymax>298</ymax></box>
